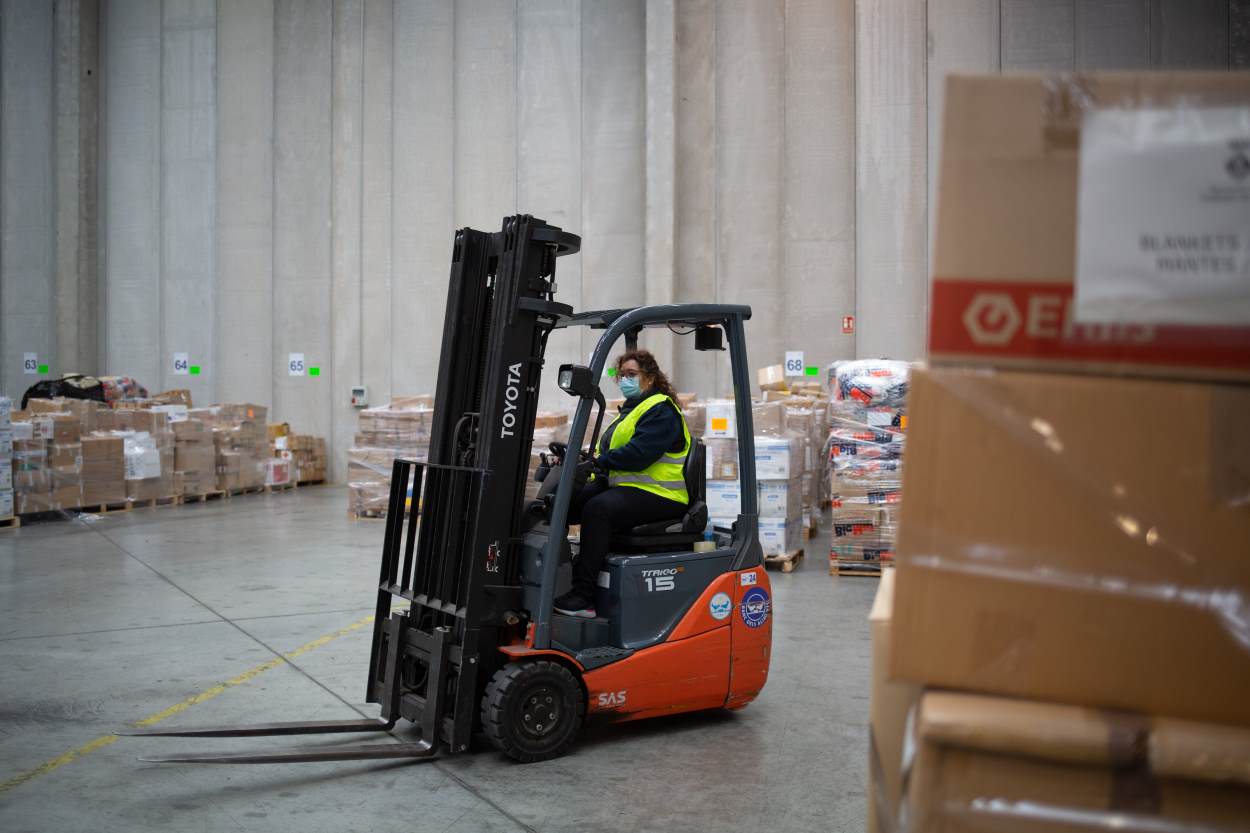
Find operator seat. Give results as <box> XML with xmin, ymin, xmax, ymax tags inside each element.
<box><xmin>609</xmin><ymin>439</ymin><xmax>709</xmax><ymax>553</ymax></box>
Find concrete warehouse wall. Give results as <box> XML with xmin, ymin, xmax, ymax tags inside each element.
<box><xmin>1</xmin><ymin>1</ymin><xmax>1246</xmax><ymax>481</ymax></box>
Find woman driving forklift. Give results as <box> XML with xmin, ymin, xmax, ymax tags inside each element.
<box><xmin>553</xmin><ymin>349</ymin><xmax>691</xmax><ymax>618</ymax></box>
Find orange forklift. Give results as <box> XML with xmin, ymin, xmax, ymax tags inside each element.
<box><xmin>123</xmin><ymin>216</ymin><xmax>772</xmax><ymax>763</ymax></box>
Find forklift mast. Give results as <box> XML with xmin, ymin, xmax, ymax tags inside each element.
<box><xmin>367</xmin><ymin>216</ymin><xmax>579</xmax><ymax>752</ymax></box>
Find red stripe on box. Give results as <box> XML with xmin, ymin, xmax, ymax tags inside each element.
<box><xmin>929</xmin><ymin>279</ymin><xmax>1250</xmax><ymax>369</ymax></box>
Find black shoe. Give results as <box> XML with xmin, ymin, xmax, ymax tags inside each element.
<box><xmin>553</xmin><ymin>589</ymin><xmax>596</xmax><ymax>619</ymax></box>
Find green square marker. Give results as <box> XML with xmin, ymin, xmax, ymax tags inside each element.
<box><xmin>37</xmin><ymin>364</ymin><xmax>48</xmax><ymax>374</ymax></box>
<box><xmin>606</xmin><ymin>367</ymin><xmax>616</xmax><ymax>377</ymax></box>
<box><xmin>308</xmin><ymin>366</ymin><xmax>321</xmax><ymax>377</ymax></box>
<box><xmin>189</xmin><ymin>365</ymin><xmax>201</xmax><ymax>375</ymax></box>
<box><xmin>804</xmin><ymin>366</ymin><xmax>819</xmax><ymax>376</ymax></box>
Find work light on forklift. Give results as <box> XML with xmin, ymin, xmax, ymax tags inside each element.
<box><xmin>557</xmin><ymin>364</ymin><xmax>596</xmax><ymax>398</ymax></box>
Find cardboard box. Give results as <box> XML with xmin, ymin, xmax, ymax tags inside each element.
<box><xmin>757</xmin><ymin>517</ymin><xmax>802</xmax><ymax>556</ymax></box>
<box><xmin>867</xmin><ymin>570</ymin><xmax>921</xmax><ymax>833</ymax></box>
<box><xmin>50</xmin><ymin>483</ymin><xmax>81</xmax><ymax>509</ymax></box>
<box><xmin>14</xmin><ymin>469</ymin><xmax>50</xmax><ymax>492</ymax></box>
<box><xmin>390</xmin><ymin>394</ymin><xmax>434</xmax><ymax>410</ymax></box>
<box><xmin>17</xmin><ymin>492</ymin><xmax>54</xmax><ymax>514</ymax></box>
<box><xmin>266</xmin><ymin>458</ymin><xmax>291</xmax><ymax>486</ymax></box>
<box><xmin>906</xmin><ymin>691</ymin><xmax>1250</xmax><ymax>832</ymax></box>
<box><xmin>126</xmin><ymin>476</ymin><xmax>168</xmax><ymax>502</ymax></box>
<box><xmin>0</xmin><ymin>465</ymin><xmax>10</xmax><ymax>491</ymax></box>
<box><xmin>705</xmin><ymin>480</ymin><xmax>742</xmax><ymax>518</ymax></box>
<box><xmin>217</xmin><ymin>403</ymin><xmax>267</xmax><ymax>423</ymax></box>
<box><xmin>176</xmin><ymin>469</ymin><xmax>214</xmax><ymax>496</ymax></box>
<box><xmin>0</xmin><ymin>488</ymin><xmax>12</xmax><ymax>518</ymax></box>
<box><xmin>682</xmin><ymin>401</ymin><xmax>705</xmax><ymax>437</ymax></box>
<box><xmin>48</xmin><ymin>443</ymin><xmax>82</xmax><ymax>469</ymax></box>
<box><xmin>150</xmin><ymin>388</ymin><xmax>193</xmax><ymax>408</ymax></box>
<box><xmin>173</xmin><ymin>419</ymin><xmax>210</xmax><ymax>442</ymax></box>
<box><xmin>703</xmin><ymin>400</ymin><xmax>737</xmax><ymax>439</ymax></box>
<box><xmin>754</xmin><ymin>436</ymin><xmax>800</xmax><ymax>480</ymax></box>
<box><xmin>930</xmin><ymin>72</ymin><xmax>1250</xmax><ymax>382</ymax></box>
<box><xmin>829</xmin><ymin>540</ymin><xmax>895</xmax><ymax>564</ymax></box>
<box><xmin>111</xmin><ymin>409</ymin><xmax>171</xmax><ymax>437</ymax></box>
<box><xmin>757</xmin><ymin>364</ymin><xmax>788</xmax><ymax>391</ymax></box>
<box><xmin>893</xmin><ymin>366</ymin><xmax>1250</xmax><ymax>726</ymax></box>
<box><xmin>757</xmin><ymin>479</ymin><xmax>801</xmax><ymax>520</ymax></box>
<box><xmin>175</xmin><ymin>443</ymin><xmax>215</xmax><ymax>474</ymax></box>
<box><xmin>751</xmin><ymin>401</ymin><xmax>786</xmax><ymax>436</ymax></box>
<box><xmin>148</xmin><ymin>404</ymin><xmax>187</xmax><ymax>423</ymax></box>
<box><xmin>82</xmin><ymin>435</ymin><xmax>124</xmax><ymax>461</ymax></box>
<box><xmin>703</xmin><ymin>437</ymin><xmax>739</xmax><ymax>481</ymax></box>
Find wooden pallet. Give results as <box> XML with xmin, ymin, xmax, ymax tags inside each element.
<box><xmin>764</xmin><ymin>549</ymin><xmax>804</xmax><ymax>573</ymax></box>
<box><xmin>224</xmin><ymin>486</ymin><xmax>266</xmax><ymax>498</ymax></box>
<box><xmin>297</xmin><ymin>478</ymin><xmax>326</xmax><ymax>487</ymax></box>
<box><xmin>348</xmin><ymin>509</ymin><xmax>388</xmax><ymax>520</ymax></box>
<box><xmin>179</xmin><ymin>491</ymin><xmax>225</xmax><ymax>504</ymax></box>
<box><xmin>264</xmin><ymin>481</ymin><xmax>296</xmax><ymax>493</ymax></box>
<box><xmin>830</xmin><ymin>560</ymin><xmax>892</xmax><ymax>577</ymax></box>
<box><xmin>0</xmin><ymin>515</ymin><xmax>20</xmax><ymax>530</ymax></box>
<box><xmin>128</xmin><ymin>496</ymin><xmax>180</xmax><ymax>510</ymax></box>
<box><xmin>88</xmin><ymin>500</ymin><xmax>132</xmax><ymax>515</ymax></box>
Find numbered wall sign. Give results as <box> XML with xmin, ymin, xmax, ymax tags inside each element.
<box><xmin>23</xmin><ymin>353</ymin><xmax>38</xmax><ymax>375</ymax></box>
<box><xmin>288</xmin><ymin>353</ymin><xmax>306</xmax><ymax>377</ymax></box>
<box><xmin>173</xmin><ymin>352</ymin><xmax>190</xmax><ymax>375</ymax></box>
<box><xmin>784</xmin><ymin>350</ymin><xmax>805</xmax><ymax>377</ymax></box>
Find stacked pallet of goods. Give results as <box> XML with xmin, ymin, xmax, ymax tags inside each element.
<box><xmin>702</xmin><ymin>397</ymin><xmax>806</xmax><ymax>566</ymax></box>
<box><xmin>871</xmin><ymin>73</ymin><xmax>1250</xmax><ymax>833</ymax></box>
<box><xmin>0</xmin><ymin>397</ymin><xmax>11</xmax><ymax>524</ymax></box>
<box><xmin>1</xmin><ymin>388</ymin><xmax>325</xmax><ymax>522</ymax></box>
<box><xmin>756</xmin><ymin>365</ymin><xmax>830</xmax><ymax>535</ymax></box>
<box><xmin>826</xmin><ymin>359</ymin><xmax>909</xmax><ymax>577</ymax></box>
<box><xmin>347</xmin><ymin>395</ymin><xmax>433</xmax><ymax>518</ymax></box>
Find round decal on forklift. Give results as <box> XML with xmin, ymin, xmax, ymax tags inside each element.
<box><xmin>740</xmin><ymin>587</ymin><xmax>771</xmax><ymax>628</ymax></box>
<box><xmin>709</xmin><ymin>592</ymin><xmax>732</xmax><ymax>620</ymax></box>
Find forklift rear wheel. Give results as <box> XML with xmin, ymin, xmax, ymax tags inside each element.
<box><xmin>481</xmin><ymin>660</ymin><xmax>584</xmax><ymax>762</ymax></box>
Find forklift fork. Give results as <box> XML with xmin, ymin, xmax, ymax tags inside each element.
<box><xmin>118</xmin><ymin>614</ymin><xmax>444</xmax><ymax>765</ymax></box>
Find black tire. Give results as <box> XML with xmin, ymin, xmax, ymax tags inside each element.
<box><xmin>481</xmin><ymin>660</ymin><xmax>584</xmax><ymax>763</ymax></box>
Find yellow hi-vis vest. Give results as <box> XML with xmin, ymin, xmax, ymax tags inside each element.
<box><xmin>598</xmin><ymin>393</ymin><xmax>691</xmax><ymax>505</ymax></box>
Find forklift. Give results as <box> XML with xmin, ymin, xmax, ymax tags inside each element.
<box><xmin>123</xmin><ymin>215</ymin><xmax>772</xmax><ymax>764</ymax></box>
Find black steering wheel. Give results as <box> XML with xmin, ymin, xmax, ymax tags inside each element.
<box><xmin>548</xmin><ymin>441</ymin><xmax>594</xmax><ymax>465</ymax></box>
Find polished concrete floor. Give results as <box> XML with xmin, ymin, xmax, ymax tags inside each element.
<box><xmin>0</xmin><ymin>487</ymin><xmax>876</xmax><ymax>833</ymax></box>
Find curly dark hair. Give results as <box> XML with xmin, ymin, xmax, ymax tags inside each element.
<box><xmin>615</xmin><ymin>349</ymin><xmax>681</xmax><ymax>408</ymax></box>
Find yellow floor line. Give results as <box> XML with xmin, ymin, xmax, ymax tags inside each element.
<box><xmin>0</xmin><ymin>613</ymin><xmax>376</xmax><ymax>795</ymax></box>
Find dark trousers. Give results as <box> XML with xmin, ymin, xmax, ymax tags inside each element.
<box><xmin>567</xmin><ymin>479</ymin><xmax>686</xmax><ymax>594</ymax></box>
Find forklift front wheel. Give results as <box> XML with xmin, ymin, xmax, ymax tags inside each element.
<box><xmin>481</xmin><ymin>660</ymin><xmax>584</xmax><ymax>763</ymax></box>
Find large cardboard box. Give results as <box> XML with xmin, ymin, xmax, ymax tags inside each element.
<box><xmin>868</xmin><ymin>570</ymin><xmax>920</xmax><ymax>833</ymax></box>
<box><xmin>930</xmin><ymin>73</ymin><xmax>1250</xmax><ymax>382</ymax></box>
<box><xmin>175</xmin><ymin>443</ymin><xmax>215</xmax><ymax>474</ymax></box>
<box><xmin>906</xmin><ymin>691</ymin><xmax>1250</xmax><ymax>833</ymax></box>
<box><xmin>893</xmin><ymin>367</ymin><xmax>1250</xmax><ymax>725</ymax></box>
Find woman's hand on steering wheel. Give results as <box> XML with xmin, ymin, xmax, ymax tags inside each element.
<box><xmin>549</xmin><ymin>441</ymin><xmax>595</xmax><ymax>467</ymax></box>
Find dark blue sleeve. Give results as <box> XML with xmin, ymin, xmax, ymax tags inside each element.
<box><xmin>598</xmin><ymin>402</ymin><xmax>682</xmax><ymax>472</ymax></box>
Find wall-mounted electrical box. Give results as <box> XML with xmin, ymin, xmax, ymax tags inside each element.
<box><xmin>351</xmin><ymin>386</ymin><xmax>368</xmax><ymax>408</ymax></box>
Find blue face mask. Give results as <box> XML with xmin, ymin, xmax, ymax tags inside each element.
<box><xmin>618</xmin><ymin>376</ymin><xmax>642</xmax><ymax>399</ymax></box>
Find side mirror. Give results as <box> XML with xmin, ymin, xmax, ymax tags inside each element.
<box><xmin>557</xmin><ymin>364</ymin><xmax>598</xmax><ymax>398</ymax></box>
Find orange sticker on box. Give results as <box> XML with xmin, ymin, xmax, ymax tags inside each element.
<box><xmin>711</xmin><ymin>417</ymin><xmax>729</xmax><ymax>431</ymax></box>
<box><xmin>900</xmin><ymin>415</ymin><xmax>908</xmax><ymax>430</ymax></box>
